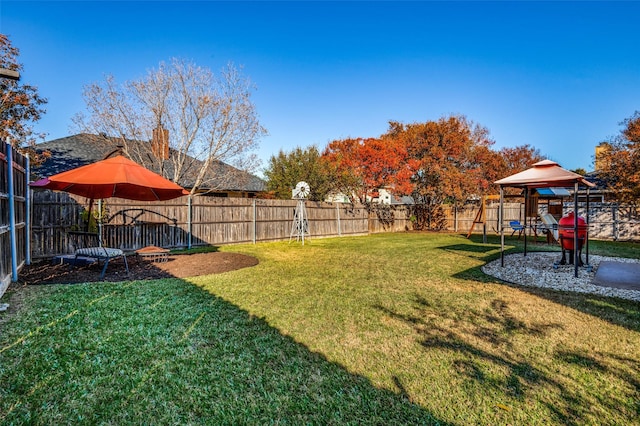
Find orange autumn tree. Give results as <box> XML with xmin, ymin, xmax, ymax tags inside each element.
<box><xmin>597</xmin><ymin>111</ymin><xmax>640</xmax><ymax>207</ymax></box>
<box><xmin>494</xmin><ymin>144</ymin><xmax>545</xmax><ymax>195</ymax></box>
<box><xmin>498</xmin><ymin>144</ymin><xmax>544</xmax><ymax>177</ymax></box>
<box><xmin>384</xmin><ymin>115</ymin><xmax>497</xmax><ymax>230</ymax></box>
<box><xmin>322</xmin><ymin>136</ymin><xmax>416</xmax><ymax>205</ymax></box>
<box><xmin>322</xmin><ymin>115</ymin><xmax>544</xmax><ymax>230</ymax></box>
<box><xmin>0</xmin><ymin>34</ymin><xmax>48</xmax><ymax>164</ymax></box>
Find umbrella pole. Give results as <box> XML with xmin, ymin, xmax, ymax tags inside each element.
<box><xmin>86</xmin><ymin>198</ymin><xmax>94</xmax><ymax>233</ymax></box>
<box><xmin>98</xmin><ymin>199</ymin><xmax>103</xmax><ymax>248</ymax></box>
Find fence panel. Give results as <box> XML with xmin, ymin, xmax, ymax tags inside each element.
<box><xmin>578</xmin><ymin>203</ymin><xmax>640</xmax><ymax>241</ymax></box>
<box><xmin>1</xmin><ymin>143</ymin><xmax>28</xmax><ymax>297</ymax></box>
<box><xmin>29</xmin><ymin>191</ymin><xmax>640</xmax><ymax>260</ymax></box>
<box><xmin>30</xmin><ymin>193</ymin><xmax>373</xmax><ymax>258</ymax></box>
<box><xmin>368</xmin><ymin>205</ymin><xmax>411</xmax><ymax>233</ymax></box>
<box><xmin>441</xmin><ymin>203</ymin><xmax>523</xmax><ymax>234</ymax></box>
<box><xmin>0</xmin><ymin>144</ymin><xmax>9</xmax><ymax>290</ymax></box>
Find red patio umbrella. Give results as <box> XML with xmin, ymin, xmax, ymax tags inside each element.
<box><xmin>31</xmin><ymin>155</ymin><xmax>189</xmax><ymax>201</ymax></box>
<box><xmin>31</xmin><ymin>155</ymin><xmax>190</xmax><ymax>256</ymax></box>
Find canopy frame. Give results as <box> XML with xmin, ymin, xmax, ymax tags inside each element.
<box><xmin>495</xmin><ymin>160</ymin><xmax>595</xmax><ymax>278</ymax></box>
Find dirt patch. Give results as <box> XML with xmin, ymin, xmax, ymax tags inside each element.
<box><xmin>17</xmin><ymin>251</ymin><xmax>259</xmax><ymax>285</ymax></box>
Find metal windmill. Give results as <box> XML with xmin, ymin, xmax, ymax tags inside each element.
<box><xmin>289</xmin><ymin>181</ymin><xmax>311</xmax><ymax>244</ymax></box>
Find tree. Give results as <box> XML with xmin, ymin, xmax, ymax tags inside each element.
<box><xmin>321</xmin><ymin>137</ymin><xmax>365</xmax><ymax>204</ymax></box>
<box><xmin>497</xmin><ymin>144</ymin><xmax>544</xmax><ymax>177</ymax></box>
<box><xmin>0</xmin><ymin>34</ymin><xmax>48</xmax><ymax>161</ymax></box>
<box><xmin>384</xmin><ymin>115</ymin><xmax>496</xmax><ymax>229</ymax></box>
<box><xmin>263</xmin><ymin>146</ymin><xmax>333</xmax><ymax>201</ymax></box>
<box><xmin>494</xmin><ymin>144</ymin><xmax>545</xmax><ymax>195</ymax></box>
<box><xmin>322</xmin><ymin>136</ymin><xmax>416</xmax><ymax>205</ymax></box>
<box><xmin>571</xmin><ymin>168</ymin><xmax>587</xmax><ymax>176</ymax></box>
<box><xmin>597</xmin><ymin>111</ymin><xmax>640</xmax><ymax>206</ymax></box>
<box><xmin>74</xmin><ymin>58</ymin><xmax>266</xmax><ymax>194</ymax></box>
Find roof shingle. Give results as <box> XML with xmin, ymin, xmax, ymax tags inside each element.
<box><xmin>34</xmin><ymin>134</ymin><xmax>266</xmax><ymax>193</ymax></box>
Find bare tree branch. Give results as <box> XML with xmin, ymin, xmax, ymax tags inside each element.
<box><xmin>73</xmin><ymin>58</ymin><xmax>266</xmax><ymax>194</ymax></box>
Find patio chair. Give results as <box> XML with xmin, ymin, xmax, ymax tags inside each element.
<box><xmin>509</xmin><ymin>220</ymin><xmax>525</xmax><ymax>238</ymax></box>
<box><xmin>65</xmin><ymin>230</ymin><xmax>129</xmax><ymax>279</ymax></box>
<box><xmin>74</xmin><ymin>246</ymin><xmax>129</xmax><ymax>280</ymax></box>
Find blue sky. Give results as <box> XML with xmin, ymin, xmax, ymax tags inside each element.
<box><xmin>2</xmin><ymin>1</ymin><xmax>640</xmax><ymax>175</ymax></box>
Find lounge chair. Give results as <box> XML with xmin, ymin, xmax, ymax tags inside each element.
<box><xmin>74</xmin><ymin>247</ymin><xmax>129</xmax><ymax>280</ymax></box>
<box><xmin>539</xmin><ymin>213</ymin><xmax>559</xmax><ymax>243</ymax></box>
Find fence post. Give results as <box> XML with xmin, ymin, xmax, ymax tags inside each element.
<box><xmin>336</xmin><ymin>202</ymin><xmax>341</xmax><ymax>236</ymax></box>
<box><xmin>6</xmin><ymin>143</ymin><xmax>18</xmax><ymax>282</ymax></box>
<box><xmin>187</xmin><ymin>195</ymin><xmax>192</xmax><ymax>249</ymax></box>
<box><xmin>454</xmin><ymin>201</ymin><xmax>458</xmax><ymax>233</ymax></box>
<box><xmin>612</xmin><ymin>204</ymin><xmax>618</xmax><ymax>241</ymax></box>
<box><xmin>25</xmin><ymin>155</ymin><xmax>30</xmax><ymax>265</ymax></box>
<box><xmin>252</xmin><ymin>198</ymin><xmax>256</xmax><ymax>244</ymax></box>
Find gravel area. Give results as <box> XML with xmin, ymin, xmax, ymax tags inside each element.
<box><xmin>482</xmin><ymin>252</ymin><xmax>640</xmax><ymax>302</ymax></box>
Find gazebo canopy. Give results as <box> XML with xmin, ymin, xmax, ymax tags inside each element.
<box><xmin>495</xmin><ymin>159</ymin><xmax>595</xmax><ymax>189</ymax></box>
<box><xmin>494</xmin><ymin>159</ymin><xmax>594</xmax><ymax>278</ymax></box>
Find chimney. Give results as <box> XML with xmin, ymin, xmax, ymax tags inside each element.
<box><xmin>152</xmin><ymin>126</ymin><xmax>170</xmax><ymax>160</ymax></box>
<box><xmin>595</xmin><ymin>143</ymin><xmax>610</xmax><ymax>172</ymax></box>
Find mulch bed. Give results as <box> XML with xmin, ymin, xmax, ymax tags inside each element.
<box><xmin>17</xmin><ymin>252</ymin><xmax>259</xmax><ymax>285</ymax></box>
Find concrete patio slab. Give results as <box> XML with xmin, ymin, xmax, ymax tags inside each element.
<box><xmin>593</xmin><ymin>261</ymin><xmax>640</xmax><ymax>291</ymax></box>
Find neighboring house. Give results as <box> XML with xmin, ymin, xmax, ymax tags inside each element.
<box><xmin>324</xmin><ymin>192</ymin><xmax>351</xmax><ymax>203</ymax></box>
<box><xmin>577</xmin><ymin>172</ymin><xmax>606</xmax><ymax>203</ymax></box>
<box><xmin>324</xmin><ymin>188</ymin><xmax>414</xmax><ymax>205</ymax></box>
<box><xmin>33</xmin><ymin>133</ymin><xmax>266</xmax><ymax>198</ymax></box>
<box><xmin>574</xmin><ymin>144</ymin><xmax>612</xmax><ymax>203</ymax></box>
<box><xmin>372</xmin><ymin>188</ymin><xmax>415</xmax><ymax>205</ymax></box>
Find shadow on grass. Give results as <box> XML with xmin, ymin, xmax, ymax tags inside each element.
<box><xmin>465</xmin><ymin>234</ymin><xmax>560</xmax><ymax>253</ymax></box>
<box><xmin>509</xmin><ymin>286</ymin><xmax>640</xmax><ymax>333</ymax></box>
<box><xmin>0</xmin><ymin>278</ymin><xmax>449</xmax><ymax>425</ymax></box>
<box><xmin>454</xmin><ymin>235</ymin><xmax>640</xmax><ymax>334</ymax></box>
<box><xmin>375</xmin><ymin>294</ymin><xmax>638</xmax><ymax>425</ymax></box>
<box><xmin>17</xmin><ymin>245</ymin><xmax>253</xmax><ymax>286</ymax></box>
<box><xmin>438</xmin><ymin>234</ymin><xmax>551</xmax><ymax>278</ymax></box>
<box><xmin>438</xmin><ymin>243</ymin><xmax>500</xmax><ymax>254</ymax></box>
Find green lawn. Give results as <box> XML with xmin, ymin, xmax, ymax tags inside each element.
<box><xmin>1</xmin><ymin>233</ymin><xmax>638</xmax><ymax>425</ymax></box>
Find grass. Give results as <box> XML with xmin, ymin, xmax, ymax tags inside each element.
<box><xmin>469</xmin><ymin>233</ymin><xmax>640</xmax><ymax>259</ymax></box>
<box><xmin>169</xmin><ymin>245</ymin><xmax>219</xmax><ymax>255</ymax></box>
<box><xmin>1</xmin><ymin>232</ymin><xmax>638</xmax><ymax>425</ymax></box>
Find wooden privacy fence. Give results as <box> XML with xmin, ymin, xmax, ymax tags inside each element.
<box><xmin>441</xmin><ymin>202</ymin><xmax>640</xmax><ymax>241</ymax></box>
<box><xmin>1</xmin><ymin>143</ymin><xmax>29</xmax><ymax>297</ymax></box>
<box><xmin>31</xmin><ymin>193</ymin><xmax>375</xmax><ymax>258</ymax></box>
<box><xmin>30</xmin><ymin>191</ymin><xmax>639</xmax><ymax>260</ymax></box>
<box><xmin>539</xmin><ymin>202</ymin><xmax>640</xmax><ymax>241</ymax></box>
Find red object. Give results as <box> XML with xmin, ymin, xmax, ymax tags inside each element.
<box><xmin>31</xmin><ymin>155</ymin><xmax>189</xmax><ymax>201</ymax></box>
<box><xmin>558</xmin><ymin>212</ymin><xmax>587</xmax><ymax>250</ymax></box>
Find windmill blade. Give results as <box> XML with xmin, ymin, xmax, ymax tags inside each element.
<box><xmin>293</xmin><ymin>181</ymin><xmax>310</xmax><ymax>199</ymax></box>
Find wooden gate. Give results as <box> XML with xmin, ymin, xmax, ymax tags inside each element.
<box><xmin>1</xmin><ymin>143</ymin><xmax>29</xmax><ymax>298</ymax></box>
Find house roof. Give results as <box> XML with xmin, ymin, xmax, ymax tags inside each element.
<box><xmin>584</xmin><ymin>171</ymin><xmax>609</xmax><ymax>191</ymax></box>
<box><xmin>495</xmin><ymin>159</ymin><xmax>595</xmax><ymax>189</ymax></box>
<box><xmin>33</xmin><ymin>134</ymin><xmax>266</xmax><ymax>193</ymax></box>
